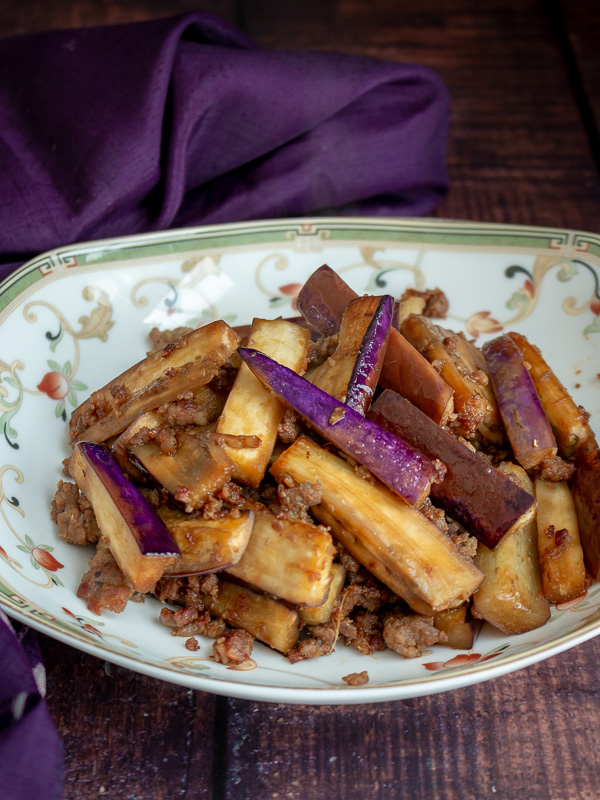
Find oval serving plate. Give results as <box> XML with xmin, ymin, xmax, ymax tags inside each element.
<box><xmin>1</xmin><ymin>216</ymin><xmax>599</xmax><ymax>705</ymax></box>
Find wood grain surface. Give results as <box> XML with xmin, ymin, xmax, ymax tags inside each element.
<box><xmin>4</xmin><ymin>1</ymin><xmax>600</xmax><ymax>798</ymax></box>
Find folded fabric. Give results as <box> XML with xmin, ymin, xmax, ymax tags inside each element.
<box><xmin>0</xmin><ymin>13</ymin><xmax>451</xmax><ymax>797</ymax></box>
<box><xmin>0</xmin><ymin>11</ymin><xmax>450</xmax><ymax>283</ymax></box>
<box><xmin>0</xmin><ymin>613</ymin><xmax>63</xmax><ymax>800</ymax></box>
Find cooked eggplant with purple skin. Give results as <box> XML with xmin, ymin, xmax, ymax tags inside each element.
<box><xmin>572</xmin><ymin>440</ymin><xmax>600</xmax><ymax>580</ymax></box>
<box><xmin>238</xmin><ymin>347</ymin><xmax>441</xmax><ymax>507</ymax></box>
<box><xmin>401</xmin><ymin>314</ymin><xmax>503</xmax><ymax>444</ymax></box>
<box><xmin>310</xmin><ymin>294</ymin><xmax>393</xmax><ymax>414</ymax></box>
<box><xmin>508</xmin><ymin>331</ymin><xmax>594</xmax><ymax>459</ymax></box>
<box><xmin>482</xmin><ymin>334</ymin><xmax>557</xmax><ymax>470</ymax></box>
<box><xmin>272</xmin><ymin>436</ymin><xmax>483</xmax><ymax>616</ymax></box>
<box><xmin>296</xmin><ymin>264</ymin><xmax>454</xmax><ymax>425</ymax></box>
<box><xmin>68</xmin><ymin>441</ymin><xmax>181</xmax><ymax>593</ymax></box>
<box><xmin>368</xmin><ymin>389</ymin><xmax>536</xmax><ymax>548</ymax></box>
<box><xmin>295</xmin><ymin>264</ymin><xmax>357</xmax><ymax>336</ymax></box>
<box><xmin>159</xmin><ymin>508</ymin><xmax>254</xmax><ymax>577</ymax></box>
<box><xmin>472</xmin><ymin>462</ymin><xmax>550</xmax><ymax>635</ymax></box>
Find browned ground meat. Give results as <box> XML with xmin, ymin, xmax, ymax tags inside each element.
<box><xmin>128</xmin><ymin>424</ymin><xmax>178</xmax><ymax>456</ymax></box>
<box><xmin>306</xmin><ymin>333</ymin><xmax>339</xmax><ymax>366</ymax></box>
<box><xmin>76</xmin><ymin>540</ymin><xmax>134</xmax><ymax>615</ymax></box>
<box><xmin>288</xmin><ymin>579</ymin><xmax>396</xmax><ymax>663</ymax></box>
<box><xmin>342</xmin><ymin>671</ymin><xmax>369</xmax><ymax>686</ymax></box>
<box><xmin>50</xmin><ymin>481</ymin><xmax>101</xmax><ymax>546</ymax></box>
<box><xmin>212</xmin><ymin>629</ymin><xmax>254</xmax><ymax>665</ymax></box>
<box><xmin>419</xmin><ymin>497</ymin><xmax>449</xmax><ymax>533</ymax></box>
<box><xmin>277</xmin><ymin>408</ymin><xmax>303</xmax><ymax>444</ymax></box>
<box><xmin>537</xmin><ymin>455</ymin><xmax>576</xmax><ymax>482</ymax></box>
<box><xmin>185</xmin><ymin>637</ymin><xmax>200</xmax><ymax>651</ymax></box>
<box><xmin>288</xmin><ymin>636</ymin><xmax>332</xmax><ymax>664</ymax></box>
<box><xmin>383</xmin><ymin>613</ymin><xmax>447</xmax><ymax>658</ymax></box>
<box><xmin>274</xmin><ymin>476</ymin><xmax>322</xmax><ymax>522</ymax></box>
<box><xmin>159</xmin><ymin>395</ymin><xmax>213</xmax><ymax>427</ymax></box>
<box><xmin>401</xmin><ymin>287</ymin><xmax>449</xmax><ymax>318</ymax></box>
<box><xmin>159</xmin><ymin>606</ymin><xmax>226</xmax><ymax>639</ymax></box>
<box><xmin>148</xmin><ymin>326</ymin><xmax>193</xmax><ymax>351</ymax></box>
<box><xmin>450</xmin><ymin>531</ymin><xmax>478</xmax><ymax>561</ymax></box>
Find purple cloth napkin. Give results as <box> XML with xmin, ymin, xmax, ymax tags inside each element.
<box><xmin>0</xmin><ymin>11</ymin><xmax>450</xmax><ymax>282</ymax></box>
<box><xmin>0</xmin><ymin>613</ymin><xmax>63</xmax><ymax>800</ymax></box>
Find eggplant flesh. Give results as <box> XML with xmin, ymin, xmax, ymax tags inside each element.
<box><xmin>572</xmin><ymin>441</ymin><xmax>600</xmax><ymax>580</ymax></box>
<box><xmin>69</xmin><ymin>320</ymin><xmax>239</xmax><ymax>444</ymax></box>
<box><xmin>271</xmin><ymin>435</ymin><xmax>483</xmax><ymax>616</ymax></box>
<box><xmin>309</xmin><ymin>294</ymin><xmax>393</xmax><ymax>415</ymax></box>
<box><xmin>368</xmin><ymin>389</ymin><xmax>536</xmax><ymax>548</ymax></box>
<box><xmin>127</xmin><ymin>431</ymin><xmax>234</xmax><ymax>512</ymax></box>
<box><xmin>509</xmin><ymin>331</ymin><xmax>594</xmax><ymax>459</ymax></box>
<box><xmin>297</xmin><ymin>264</ymin><xmax>454</xmax><ymax>425</ymax></box>
<box><xmin>239</xmin><ymin>347</ymin><xmax>440</xmax><ymax>508</ymax></box>
<box><xmin>482</xmin><ymin>334</ymin><xmax>557</xmax><ymax>470</ymax></box>
<box><xmin>69</xmin><ymin>441</ymin><xmax>181</xmax><ymax>593</ymax></box>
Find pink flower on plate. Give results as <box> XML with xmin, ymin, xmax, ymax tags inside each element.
<box><xmin>465</xmin><ymin>311</ymin><xmax>504</xmax><ymax>340</ymax></box>
<box><xmin>37</xmin><ymin>371</ymin><xmax>69</xmax><ymax>400</ymax></box>
<box><xmin>423</xmin><ymin>651</ymin><xmax>500</xmax><ymax>672</ymax></box>
<box><xmin>31</xmin><ymin>547</ymin><xmax>64</xmax><ymax>572</ymax></box>
<box><xmin>278</xmin><ymin>283</ymin><xmax>303</xmax><ymax>311</ymax></box>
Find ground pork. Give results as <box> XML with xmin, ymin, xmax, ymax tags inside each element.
<box><xmin>212</xmin><ymin>629</ymin><xmax>254</xmax><ymax>665</ymax></box>
<box><xmin>537</xmin><ymin>455</ymin><xmax>576</xmax><ymax>482</ymax></box>
<box><xmin>342</xmin><ymin>671</ymin><xmax>369</xmax><ymax>686</ymax></box>
<box><xmin>277</xmin><ymin>408</ymin><xmax>303</xmax><ymax>444</ymax></box>
<box><xmin>306</xmin><ymin>333</ymin><xmax>339</xmax><ymax>367</ymax></box>
<box><xmin>76</xmin><ymin>540</ymin><xmax>133</xmax><ymax>615</ymax></box>
<box><xmin>148</xmin><ymin>326</ymin><xmax>193</xmax><ymax>351</ymax></box>
<box><xmin>50</xmin><ymin>481</ymin><xmax>101</xmax><ymax>546</ymax></box>
<box><xmin>400</xmin><ymin>287</ymin><xmax>449</xmax><ymax>318</ymax></box>
<box><xmin>159</xmin><ymin>606</ymin><xmax>226</xmax><ymax>639</ymax></box>
<box><xmin>274</xmin><ymin>477</ymin><xmax>322</xmax><ymax>523</ymax></box>
<box><xmin>383</xmin><ymin>613</ymin><xmax>447</xmax><ymax>658</ymax></box>
<box><xmin>128</xmin><ymin>423</ymin><xmax>178</xmax><ymax>456</ymax></box>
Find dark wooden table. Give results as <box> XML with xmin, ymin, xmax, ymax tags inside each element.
<box><xmin>5</xmin><ymin>1</ymin><xmax>600</xmax><ymax>798</ymax></box>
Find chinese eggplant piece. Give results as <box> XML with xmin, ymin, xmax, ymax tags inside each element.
<box><xmin>239</xmin><ymin>347</ymin><xmax>441</xmax><ymax>507</ymax></box>
<box><xmin>309</xmin><ymin>294</ymin><xmax>393</xmax><ymax>414</ymax></box>
<box><xmin>534</xmin><ymin>477</ymin><xmax>587</xmax><ymax>604</ymax></box>
<box><xmin>200</xmin><ymin>578</ymin><xmax>300</xmax><ymax>654</ymax></box>
<box><xmin>401</xmin><ymin>314</ymin><xmax>503</xmax><ymax>444</ymax></box>
<box><xmin>271</xmin><ymin>436</ymin><xmax>483</xmax><ymax>616</ymax></box>
<box><xmin>69</xmin><ymin>441</ymin><xmax>181</xmax><ymax>593</ymax></box>
<box><xmin>482</xmin><ymin>334</ymin><xmax>557</xmax><ymax>470</ymax></box>
<box><xmin>472</xmin><ymin>463</ymin><xmax>550</xmax><ymax>635</ymax></box>
<box><xmin>296</xmin><ymin>264</ymin><xmax>454</xmax><ymax>425</ymax></box>
<box><xmin>69</xmin><ymin>320</ymin><xmax>240</xmax><ymax>443</ymax></box>
<box><xmin>572</xmin><ymin>441</ymin><xmax>600</xmax><ymax>580</ymax></box>
<box><xmin>127</xmin><ymin>431</ymin><xmax>234</xmax><ymax>512</ymax></box>
<box><xmin>217</xmin><ymin>317</ymin><xmax>310</xmax><ymax>486</ymax></box>
<box><xmin>508</xmin><ymin>331</ymin><xmax>594</xmax><ymax>459</ymax></box>
<box><xmin>225</xmin><ymin>506</ymin><xmax>335</xmax><ymax>607</ymax></box>
<box><xmin>158</xmin><ymin>507</ymin><xmax>254</xmax><ymax>576</ymax></box>
<box><xmin>368</xmin><ymin>389</ymin><xmax>536</xmax><ymax>548</ymax></box>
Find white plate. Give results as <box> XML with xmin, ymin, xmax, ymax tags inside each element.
<box><xmin>1</xmin><ymin>217</ymin><xmax>599</xmax><ymax>705</ymax></box>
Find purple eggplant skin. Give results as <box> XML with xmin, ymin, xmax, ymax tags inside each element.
<box><xmin>238</xmin><ymin>347</ymin><xmax>441</xmax><ymax>507</ymax></box>
<box><xmin>572</xmin><ymin>440</ymin><xmax>600</xmax><ymax>580</ymax></box>
<box><xmin>75</xmin><ymin>441</ymin><xmax>181</xmax><ymax>557</ymax></box>
<box><xmin>368</xmin><ymin>390</ymin><xmax>537</xmax><ymax>548</ymax></box>
<box><xmin>482</xmin><ymin>334</ymin><xmax>557</xmax><ymax>470</ymax></box>
<box><xmin>345</xmin><ymin>294</ymin><xmax>393</xmax><ymax>414</ymax></box>
<box><xmin>296</xmin><ymin>264</ymin><xmax>356</xmax><ymax>336</ymax></box>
